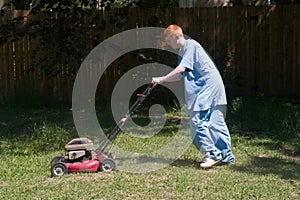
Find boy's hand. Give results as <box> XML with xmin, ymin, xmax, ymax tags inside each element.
<box><xmin>152</xmin><ymin>77</ymin><xmax>164</xmax><ymax>84</ymax></box>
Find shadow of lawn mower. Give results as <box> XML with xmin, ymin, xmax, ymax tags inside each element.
<box><xmin>50</xmin><ymin>83</ymin><xmax>157</xmax><ymax>177</ymax></box>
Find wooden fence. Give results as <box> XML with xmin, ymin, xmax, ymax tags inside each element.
<box><xmin>0</xmin><ymin>5</ymin><xmax>299</xmax><ymax>104</ymax></box>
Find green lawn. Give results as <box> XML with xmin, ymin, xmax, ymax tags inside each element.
<box><xmin>0</xmin><ymin>96</ymin><xmax>299</xmax><ymax>199</ymax></box>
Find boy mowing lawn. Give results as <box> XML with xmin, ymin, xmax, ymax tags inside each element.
<box><xmin>152</xmin><ymin>24</ymin><xmax>235</xmax><ymax>168</ymax></box>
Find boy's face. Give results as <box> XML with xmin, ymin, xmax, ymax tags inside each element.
<box><xmin>165</xmin><ymin>35</ymin><xmax>179</xmax><ymax>49</ymax></box>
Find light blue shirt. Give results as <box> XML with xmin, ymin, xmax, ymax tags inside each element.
<box><xmin>178</xmin><ymin>39</ymin><xmax>227</xmax><ymax>111</ymax></box>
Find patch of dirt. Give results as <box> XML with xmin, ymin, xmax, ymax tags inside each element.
<box><xmin>276</xmin><ymin>145</ymin><xmax>300</xmax><ymax>161</ymax></box>
<box><xmin>44</xmin><ymin>172</ymin><xmax>114</xmax><ymax>185</ymax></box>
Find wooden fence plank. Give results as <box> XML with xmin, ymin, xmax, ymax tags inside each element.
<box><xmin>238</xmin><ymin>7</ymin><xmax>250</xmax><ymax>94</ymax></box>
<box><xmin>249</xmin><ymin>6</ymin><xmax>257</xmax><ymax>93</ymax></box>
<box><xmin>283</xmin><ymin>6</ymin><xmax>293</xmax><ymax>95</ymax></box>
<box><xmin>236</xmin><ymin>7</ymin><xmax>244</xmax><ymax>94</ymax></box>
<box><xmin>294</xmin><ymin>5</ymin><xmax>300</xmax><ymax>95</ymax></box>
<box><xmin>7</xmin><ymin>42</ymin><xmax>14</xmax><ymax>97</ymax></box>
<box><xmin>256</xmin><ymin>7</ymin><xmax>269</xmax><ymax>94</ymax></box>
<box><xmin>276</xmin><ymin>6</ymin><xmax>285</xmax><ymax>94</ymax></box>
<box><xmin>268</xmin><ymin>5</ymin><xmax>278</xmax><ymax>94</ymax></box>
<box><xmin>0</xmin><ymin>44</ymin><xmax>4</xmax><ymax>100</ymax></box>
<box><xmin>295</xmin><ymin>11</ymin><xmax>300</xmax><ymax>95</ymax></box>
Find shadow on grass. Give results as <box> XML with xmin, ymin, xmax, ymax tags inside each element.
<box><xmin>114</xmin><ymin>155</ymin><xmax>199</xmax><ymax>170</ymax></box>
<box><xmin>232</xmin><ymin>156</ymin><xmax>300</xmax><ymax>181</ymax></box>
<box><xmin>171</xmin><ymin>158</ymin><xmax>199</xmax><ymax>168</ymax></box>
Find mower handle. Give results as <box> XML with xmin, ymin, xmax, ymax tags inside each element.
<box><xmin>95</xmin><ymin>82</ymin><xmax>157</xmax><ymax>153</ymax></box>
<box><xmin>136</xmin><ymin>82</ymin><xmax>157</xmax><ymax>97</ymax></box>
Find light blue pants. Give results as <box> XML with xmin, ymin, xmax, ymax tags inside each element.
<box><xmin>190</xmin><ymin>105</ymin><xmax>235</xmax><ymax>163</ymax></box>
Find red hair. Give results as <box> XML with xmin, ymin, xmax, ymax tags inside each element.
<box><xmin>164</xmin><ymin>24</ymin><xmax>183</xmax><ymax>38</ymax></box>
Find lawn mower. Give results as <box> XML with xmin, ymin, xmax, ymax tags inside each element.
<box><xmin>50</xmin><ymin>82</ymin><xmax>157</xmax><ymax>177</ymax></box>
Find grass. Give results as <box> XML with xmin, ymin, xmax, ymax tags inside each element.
<box><xmin>0</xmin><ymin>96</ymin><xmax>299</xmax><ymax>200</ymax></box>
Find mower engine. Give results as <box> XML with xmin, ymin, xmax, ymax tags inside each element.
<box><xmin>65</xmin><ymin>137</ymin><xmax>93</xmax><ymax>162</ymax></box>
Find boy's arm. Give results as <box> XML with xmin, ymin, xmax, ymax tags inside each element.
<box><xmin>152</xmin><ymin>66</ymin><xmax>185</xmax><ymax>84</ymax></box>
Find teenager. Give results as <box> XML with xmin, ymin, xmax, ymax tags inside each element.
<box><xmin>152</xmin><ymin>24</ymin><xmax>235</xmax><ymax>168</ymax></box>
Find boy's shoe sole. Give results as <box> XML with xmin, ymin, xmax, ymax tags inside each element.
<box><xmin>199</xmin><ymin>158</ymin><xmax>221</xmax><ymax>168</ymax></box>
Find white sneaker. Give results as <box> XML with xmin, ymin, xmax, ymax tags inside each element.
<box><xmin>200</xmin><ymin>157</ymin><xmax>221</xmax><ymax>168</ymax></box>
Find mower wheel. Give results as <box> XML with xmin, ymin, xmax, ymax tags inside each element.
<box><xmin>51</xmin><ymin>162</ymin><xmax>68</xmax><ymax>177</ymax></box>
<box><xmin>50</xmin><ymin>156</ymin><xmax>65</xmax><ymax>166</ymax></box>
<box><xmin>100</xmin><ymin>158</ymin><xmax>116</xmax><ymax>172</ymax></box>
